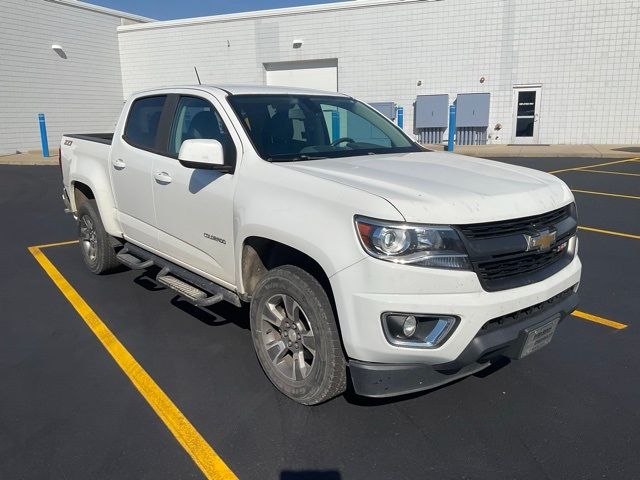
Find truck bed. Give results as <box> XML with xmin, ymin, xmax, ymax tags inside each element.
<box><xmin>65</xmin><ymin>133</ymin><xmax>114</xmax><ymax>145</ymax></box>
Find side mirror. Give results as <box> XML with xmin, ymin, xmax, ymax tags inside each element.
<box><xmin>178</xmin><ymin>139</ymin><xmax>232</xmax><ymax>172</ymax></box>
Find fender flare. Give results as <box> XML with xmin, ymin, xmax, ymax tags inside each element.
<box><xmin>70</xmin><ymin>174</ymin><xmax>123</xmax><ymax>238</ymax></box>
<box><xmin>235</xmin><ymin>227</ymin><xmax>347</xmax><ymax>297</ymax></box>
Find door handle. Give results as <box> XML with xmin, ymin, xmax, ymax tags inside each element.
<box><xmin>112</xmin><ymin>158</ymin><xmax>126</xmax><ymax>170</ymax></box>
<box><xmin>154</xmin><ymin>171</ymin><xmax>172</xmax><ymax>184</ymax></box>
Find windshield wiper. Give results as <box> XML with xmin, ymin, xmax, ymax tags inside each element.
<box><xmin>267</xmin><ymin>154</ymin><xmax>328</xmax><ymax>162</ymax></box>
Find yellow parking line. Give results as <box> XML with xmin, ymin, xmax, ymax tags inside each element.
<box><xmin>548</xmin><ymin>157</ymin><xmax>640</xmax><ymax>174</ymax></box>
<box><xmin>28</xmin><ymin>245</ymin><xmax>237</xmax><ymax>480</ymax></box>
<box><xmin>579</xmin><ymin>169</ymin><xmax>640</xmax><ymax>178</ymax></box>
<box><xmin>34</xmin><ymin>239</ymin><xmax>79</xmax><ymax>249</ymax></box>
<box><xmin>571</xmin><ymin>189</ymin><xmax>640</xmax><ymax>200</ymax></box>
<box><xmin>572</xmin><ymin>310</ymin><xmax>628</xmax><ymax>330</ymax></box>
<box><xmin>578</xmin><ymin>226</ymin><xmax>640</xmax><ymax>240</ymax></box>
<box><xmin>27</xmin><ymin>238</ymin><xmax>629</xmax><ymax>474</ymax></box>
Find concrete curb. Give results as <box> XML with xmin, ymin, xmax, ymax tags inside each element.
<box><xmin>0</xmin><ymin>158</ymin><xmax>59</xmax><ymax>166</ymax></box>
<box><xmin>0</xmin><ymin>150</ymin><xmax>59</xmax><ymax>165</ymax></box>
<box><xmin>423</xmin><ymin>144</ymin><xmax>640</xmax><ymax>159</ymax></box>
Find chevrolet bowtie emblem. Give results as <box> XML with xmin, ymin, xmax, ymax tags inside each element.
<box><xmin>523</xmin><ymin>229</ymin><xmax>556</xmax><ymax>252</ymax></box>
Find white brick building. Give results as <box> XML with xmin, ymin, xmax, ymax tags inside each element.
<box><xmin>0</xmin><ymin>0</ymin><xmax>150</xmax><ymax>155</ymax></box>
<box><xmin>1</xmin><ymin>0</ymin><xmax>639</xmax><ymax>153</ymax></box>
<box><xmin>116</xmin><ymin>0</ymin><xmax>640</xmax><ymax>145</ymax></box>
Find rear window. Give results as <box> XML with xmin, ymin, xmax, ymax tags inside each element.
<box><xmin>124</xmin><ymin>96</ymin><xmax>167</xmax><ymax>150</ymax></box>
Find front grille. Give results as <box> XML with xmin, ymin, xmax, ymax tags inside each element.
<box><xmin>457</xmin><ymin>204</ymin><xmax>577</xmax><ymax>291</ymax></box>
<box><xmin>459</xmin><ymin>205</ymin><xmax>571</xmax><ymax>240</ymax></box>
<box><xmin>476</xmin><ymin>234</ymin><xmax>572</xmax><ymax>282</ymax></box>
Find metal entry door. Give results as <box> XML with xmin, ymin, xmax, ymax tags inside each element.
<box><xmin>512</xmin><ymin>86</ymin><xmax>541</xmax><ymax>144</ymax></box>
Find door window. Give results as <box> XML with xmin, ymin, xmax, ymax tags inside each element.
<box><xmin>515</xmin><ymin>91</ymin><xmax>537</xmax><ymax>138</ymax></box>
<box><xmin>169</xmin><ymin>96</ymin><xmax>236</xmax><ymax>162</ymax></box>
<box><xmin>124</xmin><ymin>96</ymin><xmax>167</xmax><ymax>149</ymax></box>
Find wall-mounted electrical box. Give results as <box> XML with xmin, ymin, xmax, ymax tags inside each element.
<box><xmin>369</xmin><ymin>102</ymin><xmax>397</xmax><ymax>120</ymax></box>
<box><xmin>455</xmin><ymin>93</ymin><xmax>490</xmax><ymax>127</ymax></box>
<box><xmin>414</xmin><ymin>94</ymin><xmax>449</xmax><ymax>128</ymax></box>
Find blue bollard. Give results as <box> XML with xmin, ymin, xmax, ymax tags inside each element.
<box><xmin>447</xmin><ymin>104</ymin><xmax>457</xmax><ymax>152</ymax></box>
<box><xmin>396</xmin><ymin>106</ymin><xmax>404</xmax><ymax>129</ymax></box>
<box><xmin>331</xmin><ymin>110</ymin><xmax>340</xmax><ymax>142</ymax></box>
<box><xmin>38</xmin><ymin>113</ymin><xmax>50</xmax><ymax>157</ymax></box>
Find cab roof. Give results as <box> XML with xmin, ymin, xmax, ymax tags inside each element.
<box><xmin>132</xmin><ymin>84</ymin><xmax>349</xmax><ymax>98</ymax></box>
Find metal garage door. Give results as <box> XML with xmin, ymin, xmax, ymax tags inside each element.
<box><xmin>264</xmin><ymin>59</ymin><xmax>338</xmax><ymax>92</ymax></box>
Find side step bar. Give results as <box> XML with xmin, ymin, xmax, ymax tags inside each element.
<box><xmin>156</xmin><ymin>268</ymin><xmax>223</xmax><ymax>307</ymax></box>
<box><xmin>116</xmin><ymin>249</ymin><xmax>154</xmax><ymax>270</ymax></box>
<box><xmin>117</xmin><ymin>242</ymin><xmax>241</xmax><ymax>307</ymax></box>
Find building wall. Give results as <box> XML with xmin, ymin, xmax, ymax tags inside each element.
<box><xmin>0</xmin><ymin>0</ymin><xmax>136</xmax><ymax>155</ymax></box>
<box><xmin>117</xmin><ymin>0</ymin><xmax>640</xmax><ymax>145</ymax></box>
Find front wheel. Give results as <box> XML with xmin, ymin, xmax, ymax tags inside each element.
<box><xmin>77</xmin><ymin>199</ymin><xmax>119</xmax><ymax>274</ymax></box>
<box><xmin>250</xmin><ymin>266</ymin><xmax>346</xmax><ymax>405</ymax></box>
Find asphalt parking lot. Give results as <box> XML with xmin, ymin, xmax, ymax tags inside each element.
<box><xmin>1</xmin><ymin>156</ymin><xmax>638</xmax><ymax>480</ymax></box>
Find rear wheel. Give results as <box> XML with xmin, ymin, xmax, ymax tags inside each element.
<box><xmin>77</xmin><ymin>200</ymin><xmax>119</xmax><ymax>274</ymax></box>
<box><xmin>250</xmin><ymin>266</ymin><xmax>346</xmax><ymax>405</ymax></box>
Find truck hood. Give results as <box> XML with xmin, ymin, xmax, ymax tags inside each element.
<box><xmin>279</xmin><ymin>152</ymin><xmax>574</xmax><ymax>224</ymax></box>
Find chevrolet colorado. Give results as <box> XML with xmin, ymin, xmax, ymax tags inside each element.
<box><xmin>60</xmin><ymin>85</ymin><xmax>581</xmax><ymax>405</ymax></box>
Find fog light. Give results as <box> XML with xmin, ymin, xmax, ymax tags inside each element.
<box><xmin>403</xmin><ymin>316</ymin><xmax>417</xmax><ymax>337</ymax></box>
<box><xmin>382</xmin><ymin>313</ymin><xmax>458</xmax><ymax>348</ymax></box>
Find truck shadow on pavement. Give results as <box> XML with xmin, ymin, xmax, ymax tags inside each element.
<box><xmin>132</xmin><ymin>269</ymin><xmax>251</xmax><ymax>330</ymax></box>
<box><xmin>169</xmin><ymin>296</ymin><xmax>251</xmax><ymax>330</ymax></box>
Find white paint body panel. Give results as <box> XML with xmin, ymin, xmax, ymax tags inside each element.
<box><xmin>152</xmin><ymin>91</ymin><xmax>242</xmax><ymax>286</ymax></box>
<box><xmin>281</xmin><ymin>152</ymin><xmax>574</xmax><ymax>224</ymax></box>
<box><xmin>110</xmin><ymin>137</ymin><xmax>160</xmax><ymax>250</ymax></box>
<box><xmin>61</xmin><ymin>85</ymin><xmax>582</xmax><ymax>365</ymax></box>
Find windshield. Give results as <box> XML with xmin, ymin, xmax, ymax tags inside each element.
<box><xmin>227</xmin><ymin>94</ymin><xmax>422</xmax><ymax>161</ymax></box>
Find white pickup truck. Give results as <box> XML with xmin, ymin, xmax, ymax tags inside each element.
<box><xmin>60</xmin><ymin>85</ymin><xmax>581</xmax><ymax>405</ymax></box>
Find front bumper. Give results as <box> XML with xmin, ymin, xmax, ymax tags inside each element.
<box><xmin>330</xmin><ymin>254</ymin><xmax>582</xmax><ymax>365</ymax></box>
<box><xmin>349</xmin><ymin>288</ymin><xmax>578</xmax><ymax>397</ymax></box>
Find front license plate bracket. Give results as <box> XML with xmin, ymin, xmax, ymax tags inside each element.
<box><xmin>518</xmin><ymin>314</ymin><xmax>561</xmax><ymax>359</ymax></box>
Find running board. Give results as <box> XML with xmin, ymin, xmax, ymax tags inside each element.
<box><xmin>118</xmin><ymin>242</ymin><xmax>241</xmax><ymax>307</ymax></box>
<box><xmin>116</xmin><ymin>249</ymin><xmax>154</xmax><ymax>270</ymax></box>
<box><xmin>156</xmin><ymin>268</ymin><xmax>223</xmax><ymax>307</ymax></box>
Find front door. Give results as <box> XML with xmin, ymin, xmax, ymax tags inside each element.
<box><xmin>152</xmin><ymin>94</ymin><xmax>239</xmax><ymax>287</ymax></box>
<box><xmin>512</xmin><ymin>86</ymin><xmax>541</xmax><ymax>144</ymax></box>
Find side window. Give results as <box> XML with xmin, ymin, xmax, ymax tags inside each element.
<box><xmin>169</xmin><ymin>96</ymin><xmax>236</xmax><ymax>162</ymax></box>
<box><xmin>124</xmin><ymin>96</ymin><xmax>167</xmax><ymax>150</ymax></box>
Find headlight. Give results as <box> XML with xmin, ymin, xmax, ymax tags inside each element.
<box><xmin>355</xmin><ymin>216</ymin><xmax>471</xmax><ymax>270</ymax></box>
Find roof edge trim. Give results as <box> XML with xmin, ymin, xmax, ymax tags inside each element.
<box><xmin>116</xmin><ymin>0</ymin><xmax>442</xmax><ymax>33</ymax></box>
<box><xmin>45</xmin><ymin>0</ymin><xmax>155</xmax><ymax>23</ymax></box>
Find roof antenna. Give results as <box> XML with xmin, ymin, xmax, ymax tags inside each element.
<box><xmin>194</xmin><ymin>66</ymin><xmax>202</xmax><ymax>85</ymax></box>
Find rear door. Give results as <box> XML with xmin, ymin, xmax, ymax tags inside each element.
<box><xmin>151</xmin><ymin>93</ymin><xmax>240</xmax><ymax>287</ymax></box>
<box><xmin>109</xmin><ymin>95</ymin><xmax>170</xmax><ymax>250</ymax></box>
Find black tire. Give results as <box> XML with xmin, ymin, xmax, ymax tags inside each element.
<box><xmin>250</xmin><ymin>265</ymin><xmax>346</xmax><ymax>405</ymax></box>
<box><xmin>77</xmin><ymin>199</ymin><xmax>119</xmax><ymax>275</ymax></box>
